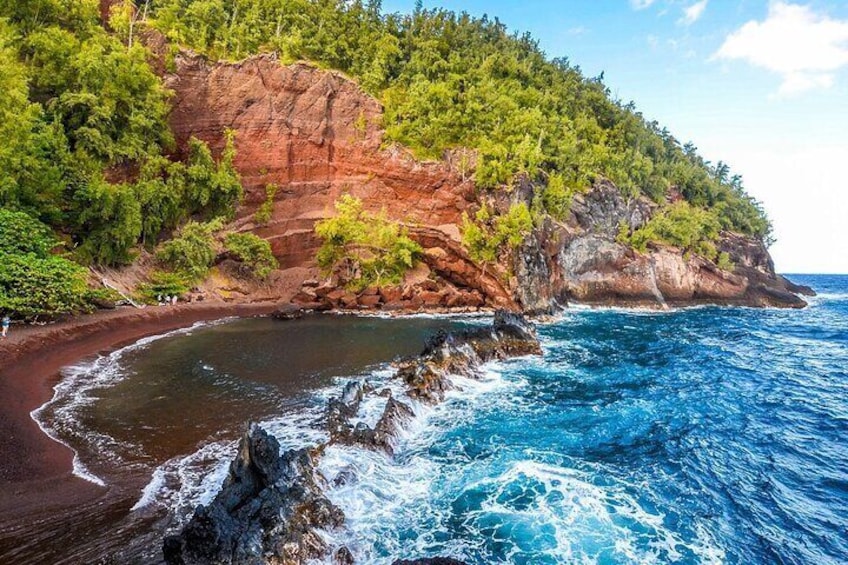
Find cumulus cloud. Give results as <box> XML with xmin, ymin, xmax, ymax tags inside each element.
<box><xmin>630</xmin><ymin>0</ymin><xmax>657</xmax><ymax>10</ymax></box>
<box><xmin>681</xmin><ymin>0</ymin><xmax>708</xmax><ymax>25</ymax></box>
<box><xmin>713</xmin><ymin>2</ymin><xmax>848</xmax><ymax>95</ymax></box>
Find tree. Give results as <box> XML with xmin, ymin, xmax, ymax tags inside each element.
<box><xmin>315</xmin><ymin>195</ymin><xmax>422</xmax><ymax>289</ymax></box>
<box><xmin>224</xmin><ymin>232</ymin><xmax>278</xmax><ymax>279</ymax></box>
<box><xmin>156</xmin><ymin>218</ymin><xmax>224</xmax><ymax>281</ymax></box>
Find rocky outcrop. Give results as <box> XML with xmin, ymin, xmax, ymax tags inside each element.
<box><xmin>165</xmin><ymin>312</ymin><xmax>541</xmax><ymax>564</ymax></box>
<box><xmin>397</xmin><ymin>310</ymin><xmax>541</xmax><ymax>403</ymax></box>
<box><xmin>163</xmin><ymin>426</ymin><xmax>343</xmax><ymax>565</ymax></box>
<box><xmin>511</xmin><ymin>181</ymin><xmax>813</xmax><ymax>310</ymax></box>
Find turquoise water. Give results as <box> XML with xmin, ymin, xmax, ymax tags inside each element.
<box><xmin>318</xmin><ymin>275</ymin><xmax>848</xmax><ymax>564</ymax></box>
<box><xmin>26</xmin><ymin>275</ymin><xmax>848</xmax><ymax>563</ymax></box>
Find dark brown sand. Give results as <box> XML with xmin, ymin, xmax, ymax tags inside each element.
<box><xmin>0</xmin><ymin>302</ymin><xmax>278</xmax><ymax>528</ymax></box>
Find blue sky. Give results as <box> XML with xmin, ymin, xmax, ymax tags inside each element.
<box><xmin>383</xmin><ymin>0</ymin><xmax>848</xmax><ymax>273</ymax></box>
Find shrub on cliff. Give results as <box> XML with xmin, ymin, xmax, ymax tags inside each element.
<box><xmin>315</xmin><ymin>195</ymin><xmax>421</xmax><ymax>290</ymax></box>
<box><xmin>542</xmin><ymin>173</ymin><xmax>584</xmax><ymax>221</ymax></box>
<box><xmin>620</xmin><ymin>201</ymin><xmax>722</xmax><ymax>261</ymax></box>
<box><xmin>156</xmin><ymin>218</ymin><xmax>224</xmax><ymax>281</ymax></box>
<box><xmin>224</xmin><ymin>232</ymin><xmax>278</xmax><ymax>279</ymax></box>
<box><xmin>462</xmin><ymin>203</ymin><xmax>534</xmax><ymax>264</ymax></box>
<box><xmin>254</xmin><ymin>184</ymin><xmax>278</xmax><ymax>226</ymax></box>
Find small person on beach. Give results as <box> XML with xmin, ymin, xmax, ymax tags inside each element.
<box><xmin>1</xmin><ymin>315</ymin><xmax>10</xmax><ymax>339</ymax></box>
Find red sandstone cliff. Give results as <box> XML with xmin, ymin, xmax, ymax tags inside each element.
<box><xmin>163</xmin><ymin>52</ymin><xmax>811</xmax><ymax>312</ymax></box>
<box><xmin>166</xmin><ymin>53</ymin><xmax>514</xmax><ymax>309</ymax></box>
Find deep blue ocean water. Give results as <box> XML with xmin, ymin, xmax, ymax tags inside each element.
<box><xmin>29</xmin><ymin>275</ymin><xmax>848</xmax><ymax>564</ymax></box>
<box><xmin>318</xmin><ymin>275</ymin><xmax>848</xmax><ymax>564</ymax></box>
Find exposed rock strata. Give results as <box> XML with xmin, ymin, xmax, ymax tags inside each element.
<box><xmin>164</xmin><ymin>53</ymin><xmax>811</xmax><ymax>311</ymax></box>
<box><xmin>164</xmin><ymin>312</ymin><xmax>541</xmax><ymax>564</ymax></box>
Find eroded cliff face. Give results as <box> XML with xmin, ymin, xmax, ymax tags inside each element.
<box><xmin>167</xmin><ymin>54</ymin><xmax>467</xmax><ymax>260</ymax></box>
<box><xmin>164</xmin><ymin>52</ymin><xmax>811</xmax><ymax>312</ymax></box>
<box><xmin>166</xmin><ymin>53</ymin><xmax>514</xmax><ymax>309</ymax></box>
<box><xmin>509</xmin><ymin>181</ymin><xmax>811</xmax><ymax>311</ymax></box>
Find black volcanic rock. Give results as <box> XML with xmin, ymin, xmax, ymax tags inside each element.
<box><xmin>163</xmin><ymin>425</ymin><xmax>343</xmax><ymax>565</ymax></box>
<box><xmin>400</xmin><ymin>310</ymin><xmax>541</xmax><ymax>403</ymax></box>
<box><xmin>271</xmin><ymin>303</ymin><xmax>305</xmax><ymax>320</ymax></box>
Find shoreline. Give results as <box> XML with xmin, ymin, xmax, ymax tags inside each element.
<box><xmin>0</xmin><ymin>301</ymin><xmax>279</xmax><ymax>523</ymax></box>
<box><xmin>0</xmin><ymin>291</ymin><xmax>814</xmax><ymax>529</ymax></box>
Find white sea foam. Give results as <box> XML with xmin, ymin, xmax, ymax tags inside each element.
<box><xmin>314</xmin><ymin>363</ymin><xmax>521</xmax><ymax>564</ymax></box>
<box><xmin>31</xmin><ymin>320</ymin><xmax>233</xmax><ymax>486</ymax></box>
<box><xmin>310</xmin><ymin>348</ymin><xmax>727</xmax><ymax>565</ymax></box>
<box><xmin>131</xmin><ymin>439</ymin><xmax>235</xmax><ymax>524</ymax></box>
<box><xmin>803</xmin><ymin>292</ymin><xmax>848</xmax><ymax>309</ymax></box>
<box><xmin>131</xmin><ymin>407</ymin><xmax>330</xmax><ymax>523</ymax></box>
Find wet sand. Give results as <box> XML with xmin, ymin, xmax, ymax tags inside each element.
<box><xmin>0</xmin><ymin>301</ymin><xmax>278</xmax><ymax>533</ymax></box>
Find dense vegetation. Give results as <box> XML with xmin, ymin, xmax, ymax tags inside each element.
<box><xmin>0</xmin><ymin>0</ymin><xmax>774</xmax><ymax>315</ymax></box>
<box><xmin>462</xmin><ymin>203</ymin><xmax>534</xmax><ymax>264</ymax></box>
<box><xmin>0</xmin><ymin>1</ymin><xmax>246</xmax><ymax>316</ymax></box>
<box><xmin>154</xmin><ymin>220</ymin><xmax>277</xmax><ymax>296</ymax></box>
<box><xmin>315</xmin><ymin>195</ymin><xmax>421</xmax><ymax>289</ymax></box>
<box><xmin>0</xmin><ymin>210</ymin><xmax>90</xmax><ymax>318</ymax></box>
<box><xmin>618</xmin><ymin>201</ymin><xmax>736</xmax><ymax>270</ymax></box>
<box><xmin>146</xmin><ymin>0</ymin><xmax>771</xmax><ymax>244</ymax></box>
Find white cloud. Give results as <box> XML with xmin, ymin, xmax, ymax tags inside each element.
<box><xmin>681</xmin><ymin>0</ymin><xmax>708</xmax><ymax>25</ymax></box>
<box><xmin>630</xmin><ymin>0</ymin><xmax>656</xmax><ymax>10</ymax></box>
<box><xmin>777</xmin><ymin>71</ymin><xmax>834</xmax><ymax>96</ymax></box>
<box><xmin>713</xmin><ymin>2</ymin><xmax>848</xmax><ymax>95</ymax></box>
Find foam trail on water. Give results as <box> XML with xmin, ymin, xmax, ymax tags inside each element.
<box><xmin>31</xmin><ymin>320</ymin><xmax>233</xmax><ymax>487</ymax></box>
<box><xmin>132</xmin><ymin>395</ymin><xmax>331</xmax><ymax>522</ymax></box>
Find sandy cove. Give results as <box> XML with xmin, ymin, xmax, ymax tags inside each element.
<box><xmin>0</xmin><ymin>301</ymin><xmax>278</xmax><ymax>522</ymax></box>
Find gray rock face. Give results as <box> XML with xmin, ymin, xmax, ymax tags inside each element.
<box><xmin>569</xmin><ymin>179</ymin><xmax>654</xmax><ymax>235</ymax></box>
<box><xmin>512</xmin><ymin>181</ymin><xmax>811</xmax><ymax>311</ymax></box>
<box><xmin>512</xmin><ymin>218</ymin><xmax>569</xmax><ymax>315</ymax></box>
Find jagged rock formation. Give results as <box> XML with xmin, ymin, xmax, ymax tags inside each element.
<box><xmin>164</xmin><ymin>52</ymin><xmax>812</xmax><ymax>312</ymax></box>
<box><xmin>164</xmin><ymin>312</ymin><xmax>541</xmax><ymax>564</ymax></box>
<box><xmin>507</xmin><ymin>180</ymin><xmax>814</xmax><ymax>311</ymax></box>
<box><xmin>163</xmin><ymin>427</ymin><xmax>343</xmax><ymax>564</ymax></box>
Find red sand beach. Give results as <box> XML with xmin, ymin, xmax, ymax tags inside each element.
<box><xmin>0</xmin><ymin>302</ymin><xmax>277</xmax><ymax>527</ymax></box>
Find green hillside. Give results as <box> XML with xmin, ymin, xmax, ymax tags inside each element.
<box><xmin>0</xmin><ymin>0</ymin><xmax>771</xmax><ymax>317</ymax></box>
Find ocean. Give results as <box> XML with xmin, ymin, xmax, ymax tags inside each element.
<box><xmin>23</xmin><ymin>274</ymin><xmax>848</xmax><ymax>564</ymax></box>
